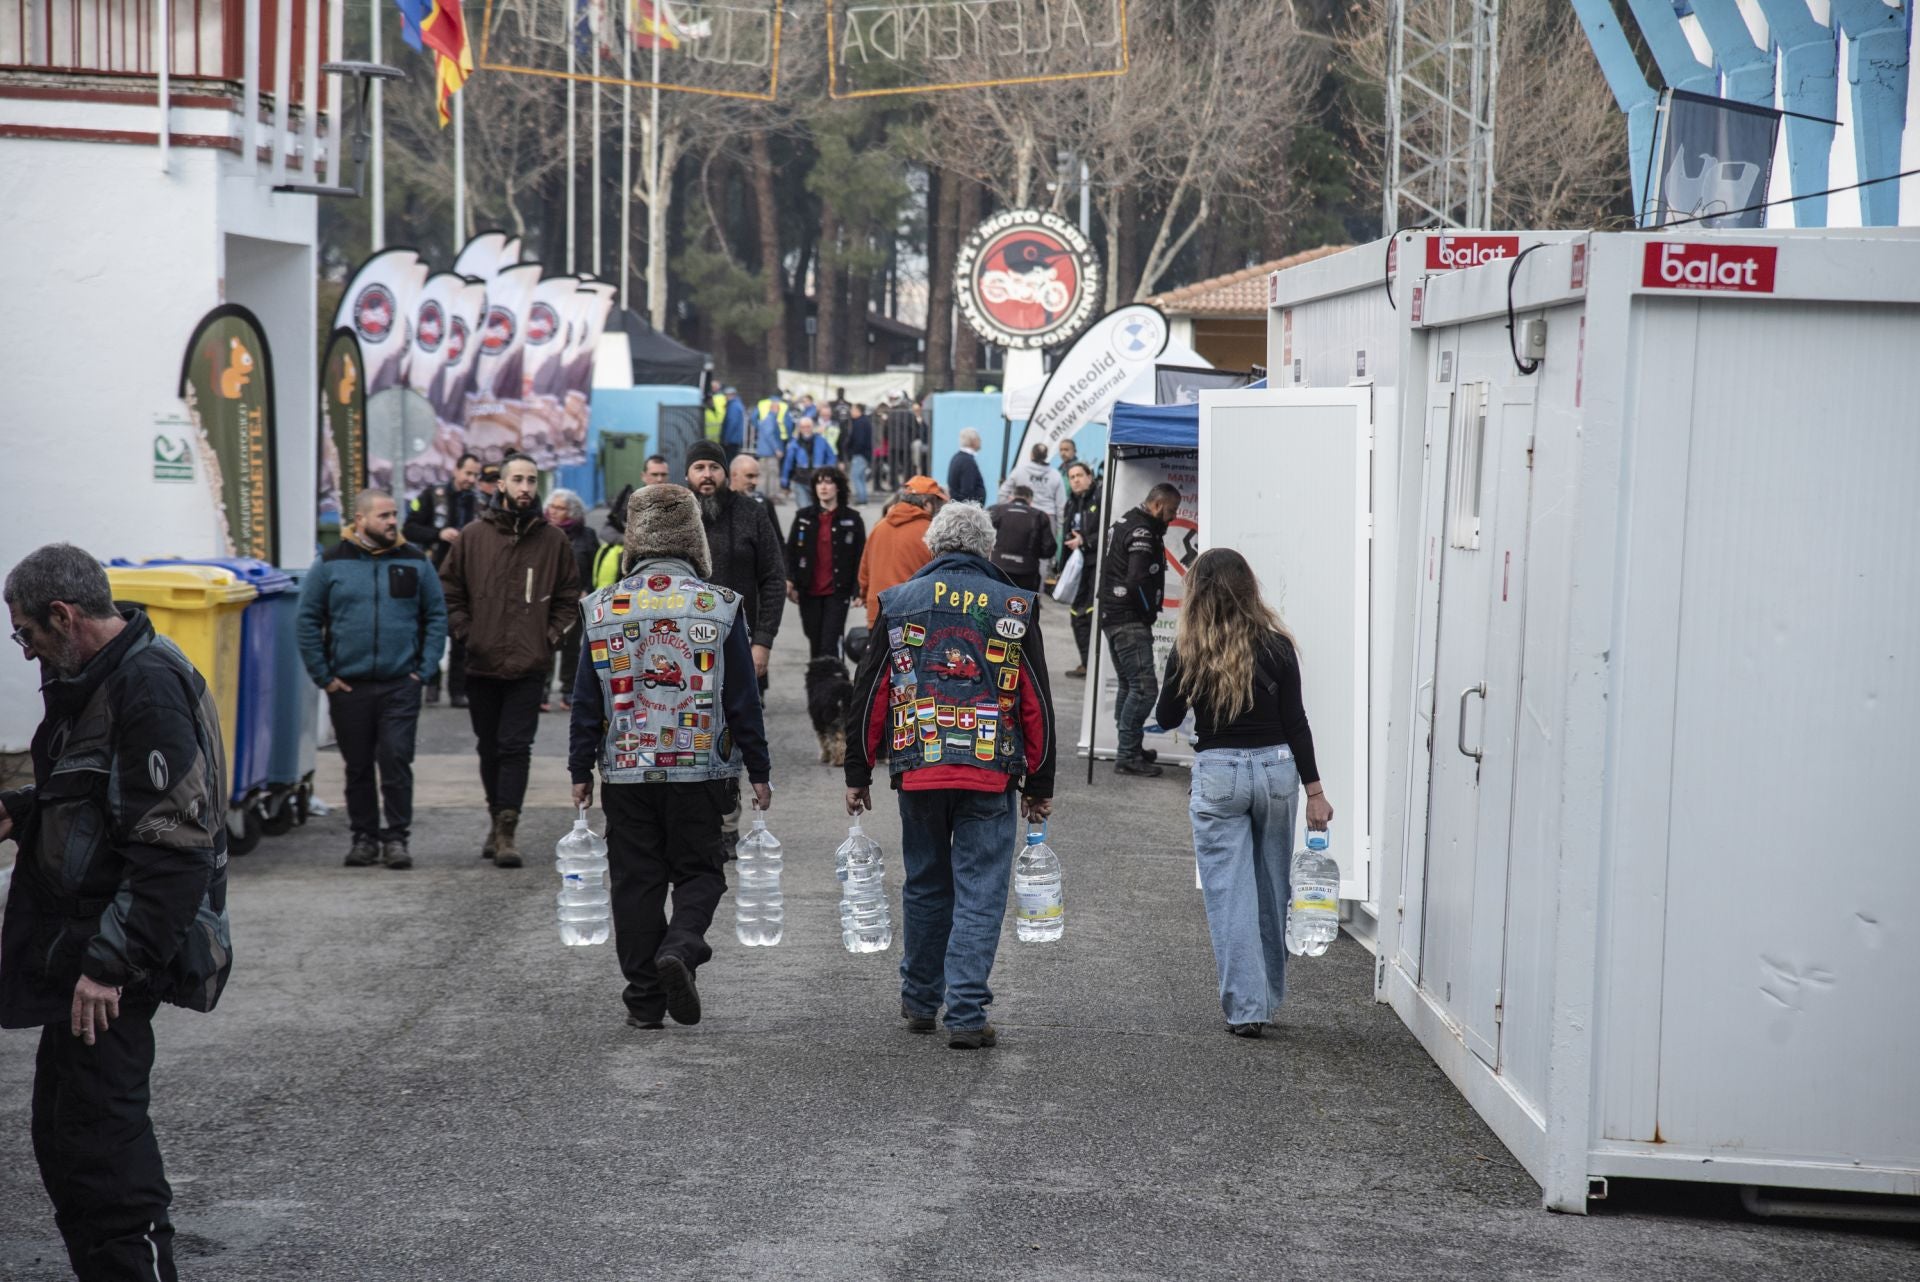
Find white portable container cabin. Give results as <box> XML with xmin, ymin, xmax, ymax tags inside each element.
<box><xmin>1245</xmin><ymin>231</ymin><xmax>1585</xmax><ymax>930</ymax></box>
<box><xmin>1375</xmin><ymin>229</ymin><xmax>1920</xmax><ymax>1210</ymax></box>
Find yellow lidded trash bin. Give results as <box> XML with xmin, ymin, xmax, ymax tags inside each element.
<box><xmin>106</xmin><ymin>565</ymin><xmax>256</xmax><ymax>788</ymax></box>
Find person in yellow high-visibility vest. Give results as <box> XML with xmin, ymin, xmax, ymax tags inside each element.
<box><xmin>704</xmin><ymin>391</ymin><xmax>726</xmax><ymax>442</ymax></box>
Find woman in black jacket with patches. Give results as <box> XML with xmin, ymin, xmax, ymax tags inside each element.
<box><xmin>785</xmin><ymin>468</ymin><xmax>866</xmax><ymax>660</ymax></box>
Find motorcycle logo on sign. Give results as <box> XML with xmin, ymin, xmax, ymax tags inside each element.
<box><xmin>354</xmin><ymin>285</ymin><xmax>396</xmax><ymax>343</ymax></box>
<box><xmin>447</xmin><ymin>316</ymin><xmax>468</xmax><ymax>363</ymax></box>
<box><xmin>416</xmin><ymin>299</ymin><xmax>445</xmax><ymax>352</ymax></box>
<box><xmin>480</xmin><ymin>305</ymin><xmax>516</xmax><ymax>354</ymax></box>
<box><xmin>955</xmin><ymin>210</ymin><xmax>1102</xmax><ymax>351</ymax></box>
<box><xmin>526</xmin><ymin>301</ymin><xmax>561</xmax><ymax>346</ymax></box>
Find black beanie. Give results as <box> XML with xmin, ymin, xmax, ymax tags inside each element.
<box><xmin>685</xmin><ymin>440</ymin><xmax>728</xmax><ymax>473</ymax></box>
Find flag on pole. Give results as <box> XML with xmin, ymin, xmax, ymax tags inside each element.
<box><xmin>396</xmin><ymin>0</ymin><xmax>473</xmax><ymax>127</ymax></box>
<box><xmin>634</xmin><ymin>0</ymin><xmax>709</xmax><ymax>49</ymax></box>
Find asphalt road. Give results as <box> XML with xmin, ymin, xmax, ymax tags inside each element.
<box><xmin>2</xmin><ymin>545</ymin><xmax>1914</xmax><ymax>1279</ymax></box>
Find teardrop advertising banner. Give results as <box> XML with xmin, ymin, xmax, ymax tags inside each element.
<box><xmin>320</xmin><ymin>327</ymin><xmax>367</xmax><ymax>530</ymax></box>
<box><xmin>180</xmin><ymin>304</ymin><xmax>278</xmax><ymax>563</ymax></box>
<box><xmin>1016</xmin><ymin>303</ymin><xmax>1169</xmax><ymax>459</ymax></box>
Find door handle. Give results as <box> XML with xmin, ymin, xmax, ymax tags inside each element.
<box><xmin>1457</xmin><ymin>683</ymin><xmax>1487</xmax><ymax>762</ymax></box>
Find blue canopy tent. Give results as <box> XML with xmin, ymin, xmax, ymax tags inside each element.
<box><xmin>1085</xmin><ymin>384</ymin><xmax>1265</xmax><ymax>780</ymax></box>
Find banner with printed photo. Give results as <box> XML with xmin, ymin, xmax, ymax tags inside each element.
<box><xmin>559</xmin><ymin>282</ymin><xmax>616</xmax><ymax>467</ymax></box>
<box><xmin>406</xmin><ymin>272</ymin><xmax>489</xmax><ymax>485</ymax></box>
<box><xmin>1079</xmin><ymin>449</ymin><xmax>1200</xmax><ymax>764</ymax></box>
<box><xmin>332</xmin><ymin>247</ymin><xmax>429</xmax><ymax>396</ymax></box>
<box><xmin>319</xmin><ymin>327</ymin><xmax>367</xmax><ymax>543</ymax></box>
<box><xmin>1155</xmin><ymin>364</ymin><xmax>1248</xmax><ymax>406</ymax></box>
<box><xmin>1654</xmin><ymin>88</ymin><xmax>1781</xmax><ymax>230</ymax></box>
<box><xmin>180</xmin><ymin>305</ymin><xmax>278</xmax><ymax>563</ymax></box>
<box><xmin>517</xmin><ymin>273</ymin><xmax>581</xmax><ymax>468</ymax></box>
<box><xmin>463</xmin><ymin>262</ymin><xmax>545</xmax><ymax>461</ymax></box>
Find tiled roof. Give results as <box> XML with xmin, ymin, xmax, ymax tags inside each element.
<box><xmin>1146</xmin><ymin>245</ymin><xmax>1352</xmax><ymax>316</ymax></box>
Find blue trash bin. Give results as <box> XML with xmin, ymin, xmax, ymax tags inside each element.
<box><xmin>263</xmin><ymin>566</ymin><xmax>320</xmax><ymax>833</ymax></box>
<box><xmin>124</xmin><ymin>558</ymin><xmax>293</xmax><ymax>824</ymax></box>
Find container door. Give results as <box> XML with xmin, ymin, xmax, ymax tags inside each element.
<box><xmin>1394</xmin><ymin>369</ymin><xmax>1458</xmax><ymax>982</ymax></box>
<box><xmin>1420</xmin><ymin>381</ymin><xmax>1537</xmax><ymax>1067</ymax></box>
<box><xmin>1198</xmin><ymin>388</ymin><xmax>1372</xmax><ymax>902</ymax></box>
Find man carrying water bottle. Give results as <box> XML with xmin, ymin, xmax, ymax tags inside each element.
<box><xmin>844</xmin><ymin>502</ymin><xmax>1057</xmax><ymax>1050</ymax></box>
<box><xmin>566</xmin><ymin>485</ymin><xmax>772</xmax><ymax>1030</ymax></box>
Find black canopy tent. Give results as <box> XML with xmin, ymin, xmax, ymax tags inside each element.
<box><xmin>605</xmin><ymin>309</ymin><xmax>709</xmax><ymax>387</ymax></box>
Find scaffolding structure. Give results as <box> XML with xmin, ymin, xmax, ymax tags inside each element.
<box><xmin>1385</xmin><ymin>0</ymin><xmax>1501</xmax><ymax>231</ymax></box>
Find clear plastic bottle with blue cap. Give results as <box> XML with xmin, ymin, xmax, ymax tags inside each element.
<box><xmin>554</xmin><ymin>808</ymin><xmax>611</xmax><ymax>946</ymax></box>
<box><xmin>1285</xmin><ymin>829</ymin><xmax>1339</xmax><ymax>956</ymax></box>
<box><xmin>1014</xmin><ymin>823</ymin><xmax>1064</xmax><ymax>942</ymax></box>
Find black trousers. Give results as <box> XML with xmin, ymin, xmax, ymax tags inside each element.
<box><xmin>32</xmin><ymin>1001</ymin><xmax>177</xmax><ymax>1282</ymax></box>
<box><xmin>465</xmin><ymin>673</ymin><xmax>545</xmax><ymax>813</ymax></box>
<box><xmin>1070</xmin><ymin>573</ymin><xmax>1097</xmax><ymax>667</ymax></box>
<box><xmin>603</xmin><ymin>780</ymin><xmax>732</xmax><ymax>1021</ymax></box>
<box><xmin>797</xmin><ymin>593</ymin><xmax>851</xmax><ymax>660</ymax></box>
<box><xmin>327</xmin><ymin>677</ymin><xmax>423</xmax><ymax>842</ymax></box>
<box><xmin>428</xmin><ymin>637</ymin><xmax>468</xmax><ymax>699</ymax></box>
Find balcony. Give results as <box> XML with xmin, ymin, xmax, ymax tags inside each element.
<box><xmin>1</xmin><ymin>0</ymin><xmax>341</xmax><ymax>178</ymax></box>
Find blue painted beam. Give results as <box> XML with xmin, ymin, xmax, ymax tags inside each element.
<box><xmin>1571</xmin><ymin>0</ymin><xmax>1662</xmax><ymax>221</ymax></box>
<box><xmin>1753</xmin><ymin>1</ymin><xmax>1840</xmax><ymax>225</ymax></box>
<box><xmin>1831</xmin><ymin>0</ymin><xmax>1911</xmax><ymax>224</ymax></box>
<box><xmin>1691</xmin><ymin>0</ymin><xmax>1775</xmax><ymax>105</ymax></box>
<box><xmin>1625</xmin><ymin>0</ymin><xmax>1719</xmax><ymax>92</ymax></box>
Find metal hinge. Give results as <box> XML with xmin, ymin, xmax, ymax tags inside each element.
<box><xmin>1493</xmin><ymin>989</ymin><xmax>1506</xmax><ymax>1023</ymax></box>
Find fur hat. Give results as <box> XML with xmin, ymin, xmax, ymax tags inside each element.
<box><xmin>623</xmin><ymin>483</ymin><xmax>712</xmax><ymax>579</ymax></box>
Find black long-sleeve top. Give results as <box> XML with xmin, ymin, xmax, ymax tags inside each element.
<box><xmin>1154</xmin><ymin>632</ymin><xmax>1320</xmax><ymax>784</ymax></box>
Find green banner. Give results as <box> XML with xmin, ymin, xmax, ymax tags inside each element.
<box><xmin>180</xmin><ymin>306</ymin><xmax>278</xmax><ymax>563</ymax></box>
<box><xmin>320</xmin><ymin>327</ymin><xmax>367</xmax><ymax>542</ymax></box>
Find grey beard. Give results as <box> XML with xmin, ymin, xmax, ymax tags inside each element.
<box><xmin>698</xmin><ymin>489</ymin><xmax>727</xmax><ymax>524</ymax></box>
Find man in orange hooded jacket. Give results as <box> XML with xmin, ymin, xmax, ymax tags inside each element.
<box><xmin>856</xmin><ymin>476</ymin><xmax>946</xmax><ymax>628</ymax></box>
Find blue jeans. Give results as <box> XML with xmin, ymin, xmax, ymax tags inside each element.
<box><xmin>848</xmin><ymin>454</ymin><xmax>870</xmax><ymax>505</ymax></box>
<box><xmin>1104</xmin><ymin>621</ymin><xmax>1159</xmax><ymax>761</ymax></box>
<box><xmin>897</xmin><ymin>787</ymin><xmax>1020</xmax><ymax>1030</ymax></box>
<box><xmin>1189</xmin><ymin>746</ymin><xmax>1299</xmax><ymax>1025</ymax></box>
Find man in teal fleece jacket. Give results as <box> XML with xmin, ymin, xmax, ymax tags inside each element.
<box><xmin>297</xmin><ymin>490</ymin><xmax>447</xmax><ymax>869</ymax></box>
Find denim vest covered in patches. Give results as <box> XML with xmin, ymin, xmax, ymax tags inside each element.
<box><xmin>875</xmin><ymin>563</ymin><xmax>1036</xmax><ymax>780</ymax></box>
<box><xmin>578</xmin><ymin>557</ymin><xmax>742</xmax><ymax>783</ymax></box>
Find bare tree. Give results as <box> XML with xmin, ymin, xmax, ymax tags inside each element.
<box><xmin>1343</xmin><ymin>0</ymin><xmax>1630</xmax><ymax>229</ymax></box>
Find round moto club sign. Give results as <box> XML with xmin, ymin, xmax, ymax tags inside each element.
<box><xmin>955</xmin><ymin>209</ymin><xmax>1102</xmax><ymax>350</ymax></box>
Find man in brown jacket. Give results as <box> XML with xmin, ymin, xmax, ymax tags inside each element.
<box><xmin>440</xmin><ymin>453</ymin><xmax>582</xmax><ymax>866</ymax></box>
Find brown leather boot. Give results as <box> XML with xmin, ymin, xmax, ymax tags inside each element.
<box><xmin>481</xmin><ymin>809</ymin><xmax>500</xmax><ymax>860</ymax></box>
<box><xmin>493</xmin><ymin>809</ymin><xmax>523</xmax><ymax>868</ymax></box>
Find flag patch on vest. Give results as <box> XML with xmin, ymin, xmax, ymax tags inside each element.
<box><xmin>894</xmin><ymin>725</ymin><xmax>915</xmax><ymax>751</ymax></box>
<box><xmin>615</xmin><ymin>732</ymin><xmax>642</xmax><ymax>753</ymax></box>
<box><xmin>612</xmin><ymin>594</ymin><xmax>632</xmax><ymax>615</ymax></box>
<box><xmin>903</xmin><ymin>623</ymin><xmax>926</xmax><ymax>646</ymax></box>
<box><xmin>985</xmin><ymin>639</ymin><xmax>1008</xmax><ymax>664</ymax></box>
<box><xmin>995</xmin><ymin>618</ymin><xmax>1027</xmax><ymax>640</ymax></box>
<box><xmin>615</xmin><ymin>753</ymin><xmax>640</xmax><ymax>770</ymax></box>
<box><xmin>694</xmin><ymin>732</ymin><xmax>713</xmax><ymax>751</ymax></box>
<box><xmin>694</xmin><ymin>592</ymin><xmax>716</xmax><ymax>612</ymax></box>
<box><xmin>611</xmin><ymin>653</ymin><xmax>632</xmax><ymax>673</ymax></box>
<box><xmin>957</xmin><ymin>707</ymin><xmax>978</xmax><ymax>731</ymax></box>
<box><xmin>624</xmin><ymin>621</ymin><xmax>642</xmax><ymax>640</ymax></box>
<box><xmin>936</xmin><ymin>705</ymin><xmax>957</xmax><ymax>729</ymax></box>
<box><xmin>611</xmin><ymin>676</ymin><xmax>634</xmax><ymax>694</ymax></box>
<box><xmin>694</xmin><ymin>650</ymin><xmax>715</xmax><ymax>672</ymax></box>
<box><xmin>590</xmin><ymin>640</ymin><xmax>610</xmax><ymax>667</ymax></box>
<box><xmin>997</xmin><ymin>665</ymin><xmax>1020</xmax><ymax>692</ymax></box>
<box><xmin>890</xmin><ymin>680</ymin><xmax>916</xmax><ymax>705</ymax></box>
<box><xmin>945</xmin><ymin>731</ymin><xmax>972</xmax><ymax>750</ymax></box>
<box><xmin>608</xmin><ymin>635</ymin><xmax>626</xmax><ymax>653</ymax></box>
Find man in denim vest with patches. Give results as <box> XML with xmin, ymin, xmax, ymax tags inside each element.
<box><xmin>567</xmin><ymin>485</ymin><xmax>772</xmax><ymax>1030</ymax></box>
<box><xmin>845</xmin><ymin>503</ymin><xmax>1057</xmax><ymax>1050</ymax></box>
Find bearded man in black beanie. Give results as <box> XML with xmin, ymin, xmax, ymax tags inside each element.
<box><xmin>684</xmin><ymin>440</ymin><xmax>786</xmax><ymax>687</ymax></box>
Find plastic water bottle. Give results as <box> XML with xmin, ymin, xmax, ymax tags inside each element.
<box><xmin>734</xmin><ymin>813</ymin><xmax>784</xmax><ymax>947</ymax></box>
<box><xmin>1286</xmin><ymin>830</ymin><xmax>1339</xmax><ymax>956</ymax></box>
<box><xmin>838</xmin><ymin>821</ymin><xmax>892</xmax><ymax>954</ymax></box>
<box><xmin>1014</xmin><ymin>826</ymin><xmax>1065</xmax><ymax>942</ymax></box>
<box><xmin>554</xmin><ymin>809</ymin><xmax>611</xmax><ymax>947</ymax></box>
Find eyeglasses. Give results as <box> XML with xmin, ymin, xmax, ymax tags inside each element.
<box><xmin>10</xmin><ymin>624</ymin><xmax>33</xmax><ymax>652</ymax></box>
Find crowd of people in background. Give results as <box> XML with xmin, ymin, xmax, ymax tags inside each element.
<box><xmin>0</xmin><ymin>382</ymin><xmax>1338</xmax><ymax>1279</ymax></box>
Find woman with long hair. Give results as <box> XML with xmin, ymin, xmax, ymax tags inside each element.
<box><xmin>1154</xmin><ymin>548</ymin><xmax>1335</xmax><ymax>1038</ymax></box>
<box><xmin>785</xmin><ymin>467</ymin><xmax>866</xmax><ymax>659</ymax></box>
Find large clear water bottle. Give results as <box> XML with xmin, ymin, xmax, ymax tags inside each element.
<box><xmin>1014</xmin><ymin>826</ymin><xmax>1065</xmax><ymax>942</ymax></box>
<box><xmin>1285</xmin><ymin>830</ymin><xmax>1339</xmax><ymax>957</ymax></box>
<box><xmin>838</xmin><ymin>821</ymin><xmax>892</xmax><ymax>954</ymax></box>
<box><xmin>555</xmin><ymin>808</ymin><xmax>611</xmax><ymax>947</ymax></box>
<box><xmin>734</xmin><ymin>813</ymin><xmax>784</xmax><ymax>947</ymax></box>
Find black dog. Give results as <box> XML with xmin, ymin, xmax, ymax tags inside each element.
<box><xmin>804</xmin><ymin>656</ymin><xmax>855</xmax><ymax>766</ymax></box>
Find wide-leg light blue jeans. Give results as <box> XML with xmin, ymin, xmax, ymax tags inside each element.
<box><xmin>1188</xmin><ymin>745</ymin><xmax>1300</xmax><ymax>1025</ymax></box>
